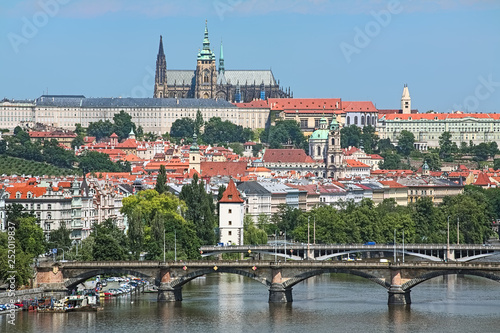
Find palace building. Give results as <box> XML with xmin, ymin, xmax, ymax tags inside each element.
<box><xmin>153</xmin><ymin>21</ymin><xmax>291</xmax><ymax>102</ymax></box>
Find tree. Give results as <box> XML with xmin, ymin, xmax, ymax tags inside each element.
<box><xmin>78</xmin><ymin>150</ymin><xmax>129</xmax><ymax>173</ymax></box>
<box><xmin>48</xmin><ymin>223</ymin><xmax>72</xmax><ymax>251</ymax></box>
<box><xmin>113</xmin><ymin>110</ymin><xmax>137</xmax><ymax>141</ymax></box>
<box><xmin>243</xmin><ymin>215</ymin><xmax>268</xmax><ymax>245</ymax></box>
<box><xmin>423</xmin><ymin>152</ymin><xmax>442</xmax><ymax>171</ymax></box>
<box><xmin>397</xmin><ymin>130</ymin><xmax>415</xmax><ymax>157</ymax></box>
<box><xmin>263</xmin><ymin>120</ymin><xmax>305</xmax><ymax>149</ymax></box>
<box><xmin>71</xmin><ymin>135</ymin><xmax>85</xmax><ymax>149</ymax></box>
<box><xmin>229</xmin><ymin>142</ymin><xmax>244</xmax><ymax>155</ymax></box>
<box><xmin>202</xmin><ymin>117</ymin><xmax>252</xmax><ymax>145</ymax></box>
<box><xmin>87</xmin><ymin>120</ymin><xmax>113</xmax><ymax>141</ymax></box>
<box><xmin>360</xmin><ymin>125</ymin><xmax>379</xmax><ymax>153</ymax></box>
<box><xmin>179</xmin><ymin>174</ymin><xmax>217</xmax><ymax>245</ymax></box>
<box><xmin>155</xmin><ymin>165</ymin><xmax>167</xmax><ymax>194</ymax></box>
<box><xmin>494</xmin><ymin>159</ymin><xmax>500</xmax><ymax>170</ymax></box>
<box><xmin>91</xmin><ymin>219</ymin><xmax>128</xmax><ymax>261</ymax></box>
<box><xmin>270</xmin><ymin>204</ymin><xmax>303</xmax><ymax>234</ymax></box>
<box><xmin>121</xmin><ymin>189</ymin><xmax>201</xmax><ymax>259</ymax></box>
<box><xmin>341</xmin><ymin>125</ymin><xmax>362</xmax><ymax>148</ymax></box>
<box><xmin>379</xmin><ymin>152</ymin><xmax>401</xmax><ymax>170</ymax></box>
<box><xmin>42</xmin><ymin>139</ymin><xmax>76</xmax><ymax>168</ymax></box>
<box><xmin>438</xmin><ymin>132</ymin><xmax>456</xmax><ymax>161</ymax></box>
<box><xmin>194</xmin><ymin>110</ymin><xmax>204</xmax><ymax>135</ymax></box>
<box><xmin>74</xmin><ymin>123</ymin><xmax>85</xmax><ymax>136</ymax></box>
<box><xmin>170</xmin><ymin>118</ymin><xmax>195</xmax><ymax>140</ymax></box>
<box><xmin>377</xmin><ymin>138</ymin><xmax>395</xmax><ymax>153</ymax></box>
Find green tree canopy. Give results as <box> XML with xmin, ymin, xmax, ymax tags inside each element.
<box><xmin>340</xmin><ymin>125</ymin><xmax>362</xmax><ymax>148</ymax></box>
<box><xmin>397</xmin><ymin>130</ymin><xmax>415</xmax><ymax>157</ymax></box>
<box><xmin>170</xmin><ymin>118</ymin><xmax>195</xmax><ymax>140</ymax></box>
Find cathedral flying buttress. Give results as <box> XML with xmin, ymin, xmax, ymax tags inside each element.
<box><xmin>153</xmin><ymin>21</ymin><xmax>291</xmax><ymax>102</ymax></box>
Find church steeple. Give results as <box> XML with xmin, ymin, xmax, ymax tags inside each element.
<box><xmin>197</xmin><ymin>20</ymin><xmax>215</xmax><ymax>61</ymax></box>
<box><xmin>219</xmin><ymin>41</ymin><xmax>225</xmax><ymax>74</ymax></box>
<box><xmin>401</xmin><ymin>84</ymin><xmax>411</xmax><ymax>114</ymax></box>
<box><xmin>154</xmin><ymin>35</ymin><xmax>167</xmax><ymax>98</ymax></box>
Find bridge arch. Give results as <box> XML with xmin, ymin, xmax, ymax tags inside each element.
<box><xmin>170</xmin><ymin>268</ymin><xmax>271</xmax><ymax>289</ymax></box>
<box><xmin>402</xmin><ymin>270</ymin><xmax>500</xmax><ymax>291</ymax></box>
<box><xmin>64</xmin><ymin>269</ymin><xmax>156</xmax><ymax>290</ymax></box>
<box><xmin>282</xmin><ymin>268</ymin><xmax>390</xmax><ymax>290</ymax></box>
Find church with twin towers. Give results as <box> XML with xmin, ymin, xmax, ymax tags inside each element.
<box><xmin>154</xmin><ymin>21</ymin><xmax>291</xmax><ymax>102</ymax></box>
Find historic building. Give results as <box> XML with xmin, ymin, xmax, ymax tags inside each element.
<box><xmin>153</xmin><ymin>22</ymin><xmax>291</xmax><ymax>102</ymax></box>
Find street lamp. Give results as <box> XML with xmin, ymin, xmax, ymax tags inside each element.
<box><xmin>174</xmin><ymin>230</ymin><xmax>177</xmax><ymax>262</ymax></box>
<box><xmin>457</xmin><ymin>217</ymin><xmax>460</xmax><ymax>245</ymax></box>
<box><xmin>307</xmin><ymin>217</ymin><xmax>310</xmax><ymax>260</ymax></box>
<box><xmin>71</xmin><ymin>240</ymin><xmax>79</xmax><ymax>258</ymax></box>
<box><xmin>393</xmin><ymin>229</ymin><xmax>396</xmax><ymax>263</ymax></box>
<box><xmin>447</xmin><ymin>216</ymin><xmax>450</xmax><ymax>262</ymax></box>
<box><xmin>274</xmin><ymin>229</ymin><xmax>278</xmax><ymax>264</ymax></box>
<box><xmin>402</xmin><ymin>230</ymin><xmax>405</xmax><ymax>263</ymax></box>
<box><xmin>163</xmin><ymin>230</ymin><xmax>166</xmax><ymax>263</ymax></box>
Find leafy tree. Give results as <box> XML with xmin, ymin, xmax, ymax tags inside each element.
<box><xmin>74</xmin><ymin>123</ymin><xmax>85</xmax><ymax>136</ymax></box>
<box><xmin>243</xmin><ymin>215</ymin><xmax>268</xmax><ymax>245</ymax></box>
<box><xmin>87</xmin><ymin>120</ymin><xmax>113</xmax><ymax>141</ymax></box>
<box><xmin>360</xmin><ymin>125</ymin><xmax>379</xmax><ymax>153</ymax></box>
<box><xmin>91</xmin><ymin>219</ymin><xmax>128</xmax><ymax>261</ymax></box>
<box><xmin>202</xmin><ymin>117</ymin><xmax>252</xmax><ymax>145</ymax></box>
<box><xmin>42</xmin><ymin>139</ymin><xmax>76</xmax><ymax>168</ymax></box>
<box><xmin>194</xmin><ymin>110</ymin><xmax>204</xmax><ymax>135</ymax></box>
<box><xmin>262</xmin><ymin>120</ymin><xmax>305</xmax><ymax>149</ymax></box>
<box><xmin>0</xmin><ymin>232</ymin><xmax>35</xmax><ymax>287</ymax></box>
<box><xmin>438</xmin><ymin>132</ymin><xmax>456</xmax><ymax>161</ymax></box>
<box><xmin>494</xmin><ymin>158</ymin><xmax>500</xmax><ymax>170</ymax></box>
<box><xmin>127</xmin><ymin>210</ymin><xmax>144</xmax><ymax>260</ymax></box>
<box><xmin>229</xmin><ymin>142</ymin><xmax>244</xmax><ymax>155</ymax></box>
<box><xmin>411</xmin><ymin>197</ymin><xmax>446</xmax><ymax>243</ymax></box>
<box><xmin>397</xmin><ymin>130</ymin><xmax>415</xmax><ymax>157</ymax></box>
<box><xmin>423</xmin><ymin>152</ymin><xmax>442</xmax><ymax>171</ymax></box>
<box><xmin>113</xmin><ymin>110</ymin><xmax>137</xmax><ymax>141</ymax></box>
<box><xmin>14</xmin><ymin>126</ymin><xmax>30</xmax><ymax>144</ymax></box>
<box><xmin>170</xmin><ymin>118</ymin><xmax>195</xmax><ymax>140</ymax></box>
<box><xmin>78</xmin><ymin>150</ymin><xmax>129</xmax><ymax>173</ymax></box>
<box><xmin>270</xmin><ymin>204</ymin><xmax>303</xmax><ymax>234</ymax></box>
<box><xmin>379</xmin><ymin>151</ymin><xmax>402</xmax><ymax>170</ymax></box>
<box><xmin>155</xmin><ymin>165</ymin><xmax>167</xmax><ymax>194</ymax></box>
<box><xmin>340</xmin><ymin>125</ymin><xmax>362</xmax><ymax>148</ymax></box>
<box><xmin>144</xmin><ymin>132</ymin><xmax>159</xmax><ymax>141</ymax></box>
<box><xmin>71</xmin><ymin>135</ymin><xmax>85</xmax><ymax>149</ymax></box>
<box><xmin>121</xmin><ymin>189</ymin><xmax>201</xmax><ymax>259</ymax></box>
<box><xmin>179</xmin><ymin>174</ymin><xmax>217</xmax><ymax>245</ymax></box>
<box><xmin>48</xmin><ymin>223</ymin><xmax>72</xmax><ymax>251</ymax></box>
<box><xmin>377</xmin><ymin>138</ymin><xmax>395</xmax><ymax>153</ymax></box>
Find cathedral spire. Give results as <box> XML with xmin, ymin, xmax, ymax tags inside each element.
<box><xmin>154</xmin><ymin>35</ymin><xmax>167</xmax><ymax>98</ymax></box>
<box><xmin>198</xmin><ymin>20</ymin><xmax>215</xmax><ymax>61</ymax></box>
<box><xmin>219</xmin><ymin>40</ymin><xmax>225</xmax><ymax>74</ymax></box>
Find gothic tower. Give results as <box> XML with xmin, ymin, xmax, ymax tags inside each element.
<box><xmin>154</xmin><ymin>35</ymin><xmax>168</xmax><ymax>98</ymax></box>
<box><xmin>326</xmin><ymin>117</ymin><xmax>346</xmax><ymax>179</ymax></box>
<box><xmin>401</xmin><ymin>84</ymin><xmax>411</xmax><ymax>114</ymax></box>
<box><xmin>195</xmin><ymin>21</ymin><xmax>217</xmax><ymax>99</ymax></box>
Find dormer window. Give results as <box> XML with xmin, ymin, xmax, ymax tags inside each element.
<box><xmin>27</xmin><ymin>192</ymin><xmax>33</xmax><ymax>199</ymax></box>
<box><xmin>16</xmin><ymin>192</ymin><xmax>21</xmax><ymax>199</ymax></box>
<box><xmin>228</xmin><ymin>195</ymin><xmax>233</xmax><ymax>199</ymax></box>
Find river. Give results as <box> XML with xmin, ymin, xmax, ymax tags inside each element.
<box><xmin>1</xmin><ymin>273</ymin><xmax>499</xmax><ymax>333</ymax></box>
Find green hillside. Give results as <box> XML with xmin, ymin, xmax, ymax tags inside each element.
<box><xmin>0</xmin><ymin>155</ymin><xmax>78</xmax><ymax>176</ymax></box>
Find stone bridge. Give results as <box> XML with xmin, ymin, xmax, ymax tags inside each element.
<box><xmin>34</xmin><ymin>261</ymin><xmax>500</xmax><ymax>304</ymax></box>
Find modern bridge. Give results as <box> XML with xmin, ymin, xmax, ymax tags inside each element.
<box><xmin>200</xmin><ymin>243</ymin><xmax>500</xmax><ymax>262</ymax></box>
<box><xmin>35</xmin><ymin>260</ymin><xmax>500</xmax><ymax>305</ymax></box>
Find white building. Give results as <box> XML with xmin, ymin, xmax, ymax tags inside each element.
<box><xmin>218</xmin><ymin>179</ymin><xmax>244</xmax><ymax>246</ymax></box>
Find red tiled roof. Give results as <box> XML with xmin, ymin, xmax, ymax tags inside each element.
<box><xmin>233</xmin><ymin>100</ymin><xmax>270</xmax><ymax>108</ymax></box>
<box><xmin>201</xmin><ymin>161</ymin><xmax>248</xmax><ymax>178</ymax></box>
<box><xmin>345</xmin><ymin>159</ymin><xmax>370</xmax><ymax>168</ymax></box>
<box><xmin>262</xmin><ymin>149</ymin><xmax>313</xmax><ymax>163</ymax></box>
<box><xmin>219</xmin><ymin>179</ymin><xmax>244</xmax><ymax>203</ymax></box>
<box><xmin>379</xmin><ymin>180</ymin><xmax>407</xmax><ymax>188</ymax></box>
<box><xmin>5</xmin><ymin>184</ymin><xmax>47</xmax><ymax>199</ymax></box>
<box><xmin>474</xmin><ymin>172</ymin><xmax>494</xmax><ymax>186</ymax></box>
<box><xmin>381</xmin><ymin>113</ymin><xmax>500</xmax><ymax>121</ymax></box>
<box><xmin>342</xmin><ymin>101</ymin><xmax>377</xmax><ymax>113</ymax></box>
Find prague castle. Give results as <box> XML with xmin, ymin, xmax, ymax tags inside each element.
<box><xmin>153</xmin><ymin>21</ymin><xmax>291</xmax><ymax>102</ymax></box>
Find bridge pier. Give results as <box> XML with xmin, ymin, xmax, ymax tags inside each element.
<box><xmin>158</xmin><ymin>283</ymin><xmax>182</xmax><ymax>301</ymax></box>
<box><xmin>388</xmin><ymin>268</ymin><xmax>411</xmax><ymax>305</ymax></box>
<box><xmin>268</xmin><ymin>284</ymin><xmax>292</xmax><ymax>303</ymax></box>
<box><xmin>388</xmin><ymin>285</ymin><xmax>411</xmax><ymax>305</ymax></box>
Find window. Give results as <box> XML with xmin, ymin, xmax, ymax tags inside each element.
<box><xmin>354</xmin><ymin>116</ymin><xmax>358</xmax><ymax>125</ymax></box>
<box><xmin>48</xmin><ymin>204</ymin><xmax>52</xmax><ymax>210</ymax></box>
<box><xmin>228</xmin><ymin>195</ymin><xmax>232</xmax><ymax>199</ymax></box>
<box><xmin>37</xmin><ymin>204</ymin><xmax>41</xmax><ymax>210</ymax></box>
<box><xmin>16</xmin><ymin>192</ymin><xmax>21</xmax><ymax>199</ymax></box>
<box><xmin>228</xmin><ymin>209</ymin><xmax>232</xmax><ymax>214</ymax></box>
<box><xmin>27</xmin><ymin>192</ymin><xmax>32</xmax><ymax>199</ymax></box>
<box><xmin>300</xmin><ymin>119</ymin><xmax>308</xmax><ymax>128</ymax></box>
<box><xmin>228</xmin><ymin>231</ymin><xmax>232</xmax><ymax>236</ymax></box>
<box><xmin>229</xmin><ymin>221</ymin><xmax>232</xmax><ymax>226</ymax></box>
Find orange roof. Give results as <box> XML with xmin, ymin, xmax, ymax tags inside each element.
<box><xmin>118</xmin><ymin>138</ymin><xmax>138</xmax><ymax>149</ymax></box>
<box><xmin>233</xmin><ymin>100</ymin><xmax>270</xmax><ymax>108</ymax></box>
<box><xmin>201</xmin><ymin>161</ymin><xmax>247</xmax><ymax>178</ymax></box>
<box><xmin>474</xmin><ymin>172</ymin><xmax>495</xmax><ymax>186</ymax></box>
<box><xmin>379</xmin><ymin>180</ymin><xmax>407</xmax><ymax>188</ymax></box>
<box><xmin>345</xmin><ymin>159</ymin><xmax>370</xmax><ymax>168</ymax></box>
<box><xmin>219</xmin><ymin>179</ymin><xmax>244</xmax><ymax>203</ymax></box>
<box><xmin>5</xmin><ymin>184</ymin><xmax>47</xmax><ymax>199</ymax></box>
<box><xmin>263</xmin><ymin>149</ymin><xmax>314</xmax><ymax>163</ymax></box>
<box><xmin>342</xmin><ymin>101</ymin><xmax>377</xmax><ymax>113</ymax></box>
<box><xmin>268</xmin><ymin>98</ymin><xmax>342</xmax><ymax>111</ymax></box>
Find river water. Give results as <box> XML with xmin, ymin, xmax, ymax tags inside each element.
<box><xmin>1</xmin><ymin>273</ymin><xmax>499</xmax><ymax>333</ymax></box>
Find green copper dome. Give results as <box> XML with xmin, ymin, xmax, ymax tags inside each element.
<box><xmin>310</xmin><ymin>117</ymin><xmax>329</xmax><ymax>140</ymax></box>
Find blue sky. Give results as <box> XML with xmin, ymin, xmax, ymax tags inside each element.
<box><xmin>1</xmin><ymin>0</ymin><xmax>499</xmax><ymax>113</ymax></box>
